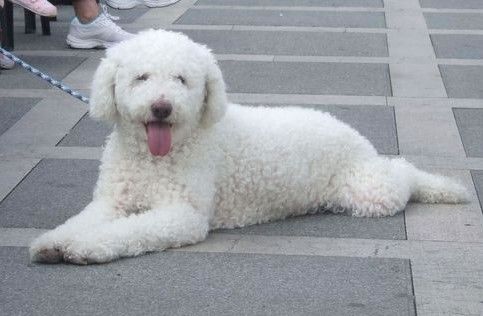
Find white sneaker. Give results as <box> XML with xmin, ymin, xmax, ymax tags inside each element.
<box><xmin>143</xmin><ymin>0</ymin><xmax>180</xmax><ymax>8</ymax></box>
<box><xmin>105</xmin><ymin>0</ymin><xmax>139</xmax><ymax>10</ymax></box>
<box><xmin>0</xmin><ymin>54</ymin><xmax>15</xmax><ymax>70</ymax></box>
<box><xmin>105</xmin><ymin>0</ymin><xmax>180</xmax><ymax>9</ymax></box>
<box><xmin>66</xmin><ymin>9</ymin><xmax>134</xmax><ymax>49</ymax></box>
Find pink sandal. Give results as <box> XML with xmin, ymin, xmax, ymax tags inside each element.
<box><xmin>9</xmin><ymin>0</ymin><xmax>57</xmax><ymax>17</ymax></box>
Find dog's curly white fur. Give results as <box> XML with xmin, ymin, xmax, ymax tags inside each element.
<box><xmin>30</xmin><ymin>30</ymin><xmax>469</xmax><ymax>264</ymax></box>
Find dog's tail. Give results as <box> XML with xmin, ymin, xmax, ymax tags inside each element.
<box><xmin>392</xmin><ymin>159</ymin><xmax>470</xmax><ymax>204</ymax></box>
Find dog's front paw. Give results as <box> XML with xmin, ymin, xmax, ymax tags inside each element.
<box><xmin>30</xmin><ymin>233</ymin><xmax>67</xmax><ymax>264</ymax></box>
<box><xmin>63</xmin><ymin>240</ymin><xmax>118</xmax><ymax>265</ymax></box>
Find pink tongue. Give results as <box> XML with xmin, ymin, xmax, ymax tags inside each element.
<box><xmin>146</xmin><ymin>122</ymin><xmax>171</xmax><ymax>156</ymax></box>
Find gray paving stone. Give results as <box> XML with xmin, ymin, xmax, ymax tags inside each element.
<box><xmin>314</xmin><ymin>104</ymin><xmax>398</xmax><ymax>155</ymax></box>
<box><xmin>0</xmin><ymin>55</ymin><xmax>86</xmax><ymax>89</ymax></box>
<box><xmin>453</xmin><ymin>108</ymin><xmax>483</xmax><ymax>158</ymax></box>
<box><xmin>0</xmin><ymin>247</ymin><xmax>415</xmax><ymax>316</ymax></box>
<box><xmin>424</xmin><ymin>13</ymin><xmax>483</xmax><ymax>30</ymax></box>
<box><xmin>0</xmin><ymin>98</ymin><xmax>40</xmax><ymax>136</ymax></box>
<box><xmin>181</xmin><ymin>30</ymin><xmax>388</xmax><ymax>57</ymax></box>
<box><xmin>195</xmin><ymin>0</ymin><xmax>384</xmax><ymax>7</ymax></box>
<box><xmin>175</xmin><ymin>9</ymin><xmax>386</xmax><ymax>28</ymax></box>
<box><xmin>220</xmin><ymin>61</ymin><xmax>392</xmax><ymax>96</ymax></box>
<box><xmin>217</xmin><ymin>212</ymin><xmax>406</xmax><ymax>239</ymax></box>
<box><xmin>11</xmin><ymin>26</ymin><xmax>70</xmax><ymax>51</ymax></box>
<box><xmin>0</xmin><ymin>159</ymin><xmax>99</xmax><ymax>229</ymax></box>
<box><xmin>420</xmin><ymin>0</ymin><xmax>483</xmax><ymax>9</ymax></box>
<box><xmin>58</xmin><ymin>114</ymin><xmax>111</xmax><ymax>147</ymax></box>
<box><xmin>439</xmin><ymin>65</ymin><xmax>483</xmax><ymax>98</ymax></box>
<box><xmin>431</xmin><ymin>35</ymin><xmax>483</xmax><ymax>59</ymax></box>
<box><xmin>471</xmin><ymin>170</ymin><xmax>483</xmax><ymax>211</ymax></box>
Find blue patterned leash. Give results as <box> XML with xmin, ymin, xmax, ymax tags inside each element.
<box><xmin>0</xmin><ymin>47</ymin><xmax>90</xmax><ymax>104</ymax></box>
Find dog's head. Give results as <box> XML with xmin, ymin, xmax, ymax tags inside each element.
<box><xmin>89</xmin><ymin>29</ymin><xmax>227</xmax><ymax>156</ymax></box>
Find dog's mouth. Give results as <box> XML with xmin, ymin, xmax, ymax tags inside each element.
<box><xmin>144</xmin><ymin>121</ymin><xmax>172</xmax><ymax>156</ymax></box>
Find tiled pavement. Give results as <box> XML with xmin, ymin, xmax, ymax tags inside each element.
<box><xmin>1</xmin><ymin>0</ymin><xmax>483</xmax><ymax>315</ymax></box>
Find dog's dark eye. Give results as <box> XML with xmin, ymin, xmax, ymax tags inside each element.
<box><xmin>176</xmin><ymin>75</ymin><xmax>186</xmax><ymax>85</ymax></box>
<box><xmin>136</xmin><ymin>73</ymin><xmax>150</xmax><ymax>81</ymax></box>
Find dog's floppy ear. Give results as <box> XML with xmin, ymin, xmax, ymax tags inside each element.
<box><xmin>89</xmin><ymin>58</ymin><xmax>118</xmax><ymax>121</ymax></box>
<box><xmin>201</xmin><ymin>59</ymin><xmax>227</xmax><ymax>128</ymax></box>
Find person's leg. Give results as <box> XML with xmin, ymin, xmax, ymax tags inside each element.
<box><xmin>66</xmin><ymin>0</ymin><xmax>134</xmax><ymax>49</ymax></box>
<box><xmin>0</xmin><ymin>0</ymin><xmax>14</xmax><ymax>69</ymax></box>
<box><xmin>72</xmin><ymin>0</ymin><xmax>99</xmax><ymax>23</ymax></box>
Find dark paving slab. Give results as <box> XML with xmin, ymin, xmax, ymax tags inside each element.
<box><xmin>439</xmin><ymin>65</ymin><xmax>483</xmax><ymax>98</ymax></box>
<box><xmin>195</xmin><ymin>0</ymin><xmax>384</xmax><ymax>7</ymax></box>
<box><xmin>0</xmin><ymin>97</ymin><xmax>40</xmax><ymax>136</ymax></box>
<box><xmin>0</xmin><ymin>159</ymin><xmax>99</xmax><ymax>229</ymax></box>
<box><xmin>175</xmin><ymin>8</ymin><xmax>386</xmax><ymax>28</ymax></box>
<box><xmin>220</xmin><ymin>61</ymin><xmax>391</xmax><ymax>96</ymax></box>
<box><xmin>58</xmin><ymin>114</ymin><xmax>111</xmax><ymax>147</ymax></box>
<box><xmin>181</xmin><ymin>30</ymin><xmax>388</xmax><ymax>57</ymax></box>
<box><xmin>421</xmin><ymin>0</ymin><xmax>483</xmax><ymax>9</ymax></box>
<box><xmin>431</xmin><ymin>35</ymin><xmax>483</xmax><ymax>59</ymax></box>
<box><xmin>0</xmin><ymin>247</ymin><xmax>416</xmax><ymax>316</ymax></box>
<box><xmin>453</xmin><ymin>108</ymin><xmax>483</xmax><ymax>158</ymax></box>
<box><xmin>318</xmin><ymin>104</ymin><xmax>398</xmax><ymax>154</ymax></box>
<box><xmin>11</xmin><ymin>25</ymin><xmax>71</xmax><ymax>51</ymax></box>
<box><xmin>0</xmin><ymin>55</ymin><xmax>86</xmax><ymax>89</ymax></box>
<box><xmin>217</xmin><ymin>212</ymin><xmax>406</xmax><ymax>239</ymax></box>
<box><xmin>471</xmin><ymin>170</ymin><xmax>483</xmax><ymax>211</ymax></box>
<box><xmin>58</xmin><ymin>104</ymin><xmax>397</xmax><ymax>154</ymax></box>
<box><xmin>424</xmin><ymin>13</ymin><xmax>483</xmax><ymax>30</ymax></box>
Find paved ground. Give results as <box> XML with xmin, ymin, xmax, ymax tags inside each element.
<box><xmin>1</xmin><ymin>0</ymin><xmax>483</xmax><ymax>315</ymax></box>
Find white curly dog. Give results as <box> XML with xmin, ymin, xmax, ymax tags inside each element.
<box><xmin>30</xmin><ymin>30</ymin><xmax>469</xmax><ymax>264</ymax></box>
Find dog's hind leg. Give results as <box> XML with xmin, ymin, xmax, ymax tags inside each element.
<box><xmin>332</xmin><ymin>157</ymin><xmax>469</xmax><ymax>217</ymax></box>
<box><xmin>60</xmin><ymin>203</ymin><xmax>209</xmax><ymax>264</ymax></box>
<box><xmin>332</xmin><ymin>158</ymin><xmax>413</xmax><ymax>217</ymax></box>
<box><xmin>30</xmin><ymin>200</ymin><xmax>117</xmax><ymax>263</ymax></box>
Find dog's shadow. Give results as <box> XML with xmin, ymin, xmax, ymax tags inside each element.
<box><xmin>214</xmin><ymin>211</ymin><xmax>406</xmax><ymax>240</ymax></box>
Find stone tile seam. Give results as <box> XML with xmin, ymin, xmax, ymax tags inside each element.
<box><xmin>230</xmin><ymin>94</ymin><xmax>483</xmax><ymax>107</ymax></box>
<box><xmin>429</xmin><ymin>29</ymin><xmax>483</xmax><ymax>35</ymax></box>
<box><xmin>451</xmin><ymin>108</ymin><xmax>473</xmax><ymax>159</ymax></box>
<box><xmin>53</xmin><ymin>113</ymin><xmax>90</xmax><ymax>147</ymax></box>
<box><xmin>169</xmin><ymin>25</ymin><xmax>483</xmax><ymax>35</ymax></box>
<box><xmin>422</xmin><ymin>8</ymin><xmax>483</xmax><ymax>14</ymax></box>
<box><xmin>408</xmin><ymin>260</ymin><xmax>419</xmax><ymax>316</ymax></box>
<box><xmin>0</xmin><ymin>89</ymin><xmax>68</xmax><ymax>99</ymax></box>
<box><xmin>190</xmin><ymin>5</ymin><xmax>483</xmax><ymax>14</ymax></box>
<box><xmin>1</xmin><ymin>229</ymin><xmax>482</xmax><ymax>259</ymax></box>
<box><xmin>470</xmin><ymin>171</ymin><xmax>483</xmax><ymax>216</ymax></box>
<box><xmin>193</xmin><ymin>5</ymin><xmax>387</xmax><ymax>12</ymax></box>
<box><xmin>0</xmin><ymin>160</ymin><xmax>41</xmax><ymax>205</ymax></box>
<box><xmin>2</xmin><ymin>91</ymin><xmax>483</xmax><ymax>108</ymax></box>
<box><xmin>12</xmin><ymin>51</ymin><xmax>483</xmax><ymax>66</ymax></box>
<box><xmin>1</xmin><ymin>150</ymin><xmax>483</xmax><ymax>171</ymax></box>
<box><xmin>387</xmin><ymin>61</ymin><xmax>395</xmax><ymax>99</ymax></box>
<box><xmin>385</xmin><ymin>0</ymin><xmax>449</xmax><ymax>99</ymax></box>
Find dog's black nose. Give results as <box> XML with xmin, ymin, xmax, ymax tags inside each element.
<box><xmin>151</xmin><ymin>101</ymin><xmax>172</xmax><ymax>120</ymax></box>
